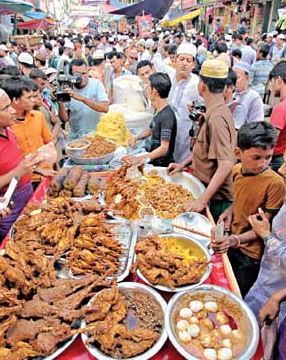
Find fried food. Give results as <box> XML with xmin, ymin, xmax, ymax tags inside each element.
<box><xmin>88</xmin><ymin>173</ymin><xmax>99</xmax><ymax>194</ymax></box>
<box><xmin>63</xmin><ymin>165</ymin><xmax>83</xmax><ymax>190</ymax></box>
<box><xmin>82</xmin><ymin>135</ymin><xmax>116</xmax><ymax>158</ymax></box>
<box><xmin>105</xmin><ymin>165</ymin><xmax>194</xmax><ymax>219</ymax></box>
<box><xmin>135</xmin><ymin>236</ymin><xmax>209</xmax><ymax>289</ymax></box>
<box><xmin>66</xmin><ymin>215</ymin><xmax>125</xmax><ymax>277</ymax></box>
<box><xmin>50</xmin><ymin>167</ymin><xmax>70</xmax><ymax>193</ymax></box>
<box><xmin>84</xmin><ymin>282</ymin><xmax>163</xmax><ymax>358</ymax></box>
<box><xmin>73</xmin><ymin>171</ymin><xmax>90</xmax><ymax>197</ymax></box>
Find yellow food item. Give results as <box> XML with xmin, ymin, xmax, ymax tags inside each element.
<box><xmin>95</xmin><ymin>112</ymin><xmax>132</xmax><ymax>146</ymax></box>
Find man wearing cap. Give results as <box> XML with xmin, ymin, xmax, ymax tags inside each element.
<box><xmin>137</xmin><ymin>39</ymin><xmax>151</xmax><ymax>62</ymax></box>
<box><xmin>57</xmin><ymin>39</ymin><xmax>74</xmax><ymax>73</ymax></box>
<box><xmin>125</xmin><ymin>48</ymin><xmax>138</xmax><ymax>75</ymax></box>
<box><xmin>269</xmin><ymin>34</ymin><xmax>286</xmax><ymax>63</ymax></box>
<box><xmin>18</xmin><ymin>52</ymin><xmax>34</xmax><ymax>77</ymax></box>
<box><xmin>168</xmin><ymin>42</ymin><xmax>200</xmax><ymax>163</ymax></box>
<box><xmin>89</xmin><ymin>50</ymin><xmax>106</xmax><ymax>86</ymax></box>
<box><xmin>0</xmin><ymin>45</ymin><xmax>15</xmax><ymax>67</ymax></box>
<box><xmin>168</xmin><ymin>60</ymin><xmax>236</xmax><ymax>221</ymax></box>
<box><xmin>233</xmin><ymin>61</ymin><xmax>264</xmax><ymax>129</ymax></box>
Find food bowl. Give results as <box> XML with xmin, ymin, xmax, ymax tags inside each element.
<box><xmin>82</xmin><ymin>282</ymin><xmax>168</xmax><ymax>360</ymax></box>
<box><xmin>136</xmin><ymin>233</ymin><xmax>212</xmax><ymax>292</ymax></box>
<box><xmin>166</xmin><ymin>285</ymin><xmax>259</xmax><ymax>360</ymax></box>
<box><xmin>66</xmin><ymin>139</ymin><xmax>91</xmax><ymax>157</ymax></box>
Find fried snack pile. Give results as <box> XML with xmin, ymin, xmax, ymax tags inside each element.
<box><xmin>105</xmin><ymin>165</ymin><xmax>194</xmax><ymax>219</ymax></box>
<box><xmin>0</xmin><ymin>239</ymin><xmax>108</xmax><ymax>360</ymax></box>
<box><xmin>82</xmin><ymin>135</ymin><xmax>117</xmax><ymax>158</ymax></box>
<box><xmin>135</xmin><ymin>237</ymin><xmax>209</xmax><ymax>289</ymax></box>
<box><xmin>49</xmin><ymin>166</ymin><xmax>101</xmax><ymax>198</ymax></box>
<box><xmin>66</xmin><ymin>215</ymin><xmax>125</xmax><ymax>277</ymax></box>
<box><xmin>13</xmin><ymin>197</ymin><xmax>102</xmax><ymax>257</ymax></box>
<box><xmin>84</xmin><ymin>282</ymin><xmax>162</xmax><ymax>358</ymax></box>
<box><xmin>96</xmin><ymin>112</ymin><xmax>133</xmax><ymax>146</ymax></box>
<box><xmin>175</xmin><ymin>294</ymin><xmax>246</xmax><ymax>360</ymax></box>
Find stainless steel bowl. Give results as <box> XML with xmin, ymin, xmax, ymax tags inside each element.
<box><xmin>166</xmin><ymin>285</ymin><xmax>260</xmax><ymax>360</ymax></box>
<box><xmin>81</xmin><ymin>282</ymin><xmax>168</xmax><ymax>360</ymax></box>
<box><xmin>67</xmin><ymin>148</ymin><xmax>116</xmax><ymax>165</ymax></box>
<box><xmin>136</xmin><ymin>233</ymin><xmax>212</xmax><ymax>293</ymax></box>
<box><xmin>66</xmin><ymin>139</ymin><xmax>91</xmax><ymax>157</ymax></box>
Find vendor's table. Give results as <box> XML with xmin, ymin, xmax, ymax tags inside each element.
<box><xmin>3</xmin><ymin>178</ymin><xmax>263</xmax><ymax>360</ymax></box>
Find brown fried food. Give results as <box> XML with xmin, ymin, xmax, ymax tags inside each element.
<box><xmin>63</xmin><ymin>165</ymin><xmax>83</xmax><ymax>190</ymax></box>
<box><xmin>88</xmin><ymin>173</ymin><xmax>99</xmax><ymax>194</ymax></box>
<box><xmin>0</xmin><ymin>341</ymin><xmax>43</xmax><ymax>360</ymax></box>
<box><xmin>50</xmin><ymin>167</ymin><xmax>70</xmax><ymax>192</ymax></box>
<box><xmin>73</xmin><ymin>170</ymin><xmax>89</xmax><ymax>197</ymax></box>
<box><xmin>82</xmin><ymin>135</ymin><xmax>116</xmax><ymax>158</ymax></box>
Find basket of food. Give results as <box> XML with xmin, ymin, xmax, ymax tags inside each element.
<box><xmin>66</xmin><ymin>139</ymin><xmax>91</xmax><ymax>157</ymax></box>
<box><xmin>10</xmin><ymin>34</ymin><xmax>43</xmax><ymax>47</ymax></box>
<box><xmin>166</xmin><ymin>285</ymin><xmax>259</xmax><ymax>360</ymax></box>
<box><xmin>135</xmin><ymin>233</ymin><xmax>212</xmax><ymax>292</ymax></box>
<box><xmin>66</xmin><ymin>135</ymin><xmax>117</xmax><ymax>165</ymax></box>
<box><xmin>81</xmin><ymin>281</ymin><xmax>167</xmax><ymax>359</ymax></box>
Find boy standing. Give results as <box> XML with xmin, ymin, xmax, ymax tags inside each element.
<box><xmin>212</xmin><ymin>122</ymin><xmax>285</xmax><ymax>296</ymax></box>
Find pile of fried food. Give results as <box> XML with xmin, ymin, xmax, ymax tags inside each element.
<box><xmin>48</xmin><ymin>166</ymin><xmax>99</xmax><ymax>198</ymax></box>
<box><xmin>174</xmin><ymin>293</ymin><xmax>246</xmax><ymax>360</ymax></box>
<box><xmin>13</xmin><ymin>197</ymin><xmax>102</xmax><ymax>258</ymax></box>
<box><xmin>105</xmin><ymin>165</ymin><xmax>194</xmax><ymax>219</ymax></box>
<box><xmin>135</xmin><ymin>237</ymin><xmax>209</xmax><ymax>289</ymax></box>
<box><xmin>0</xmin><ymin>238</ymin><xmax>108</xmax><ymax>360</ymax></box>
<box><xmin>84</xmin><ymin>282</ymin><xmax>163</xmax><ymax>358</ymax></box>
<box><xmin>66</xmin><ymin>215</ymin><xmax>126</xmax><ymax>276</ymax></box>
<box><xmin>81</xmin><ymin>135</ymin><xmax>117</xmax><ymax>158</ymax></box>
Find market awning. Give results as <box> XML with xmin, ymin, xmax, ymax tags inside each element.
<box><xmin>24</xmin><ymin>10</ymin><xmax>47</xmax><ymax>19</ymax></box>
<box><xmin>109</xmin><ymin>0</ymin><xmax>173</xmax><ymax>19</ymax></box>
<box><xmin>162</xmin><ymin>8</ymin><xmax>201</xmax><ymax>27</ymax></box>
<box><xmin>16</xmin><ymin>17</ymin><xmax>55</xmax><ymax>29</ymax></box>
<box><xmin>0</xmin><ymin>0</ymin><xmax>33</xmax><ymax>14</ymax></box>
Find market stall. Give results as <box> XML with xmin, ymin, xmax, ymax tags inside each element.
<box><xmin>0</xmin><ymin>111</ymin><xmax>263</xmax><ymax>359</ymax></box>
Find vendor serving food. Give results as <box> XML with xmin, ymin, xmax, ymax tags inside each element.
<box><xmin>124</xmin><ymin>72</ymin><xmax>177</xmax><ymax>167</ymax></box>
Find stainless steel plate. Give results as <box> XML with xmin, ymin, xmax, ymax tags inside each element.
<box><xmin>166</xmin><ymin>285</ymin><xmax>259</xmax><ymax>360</ymax></box>
<box><xmin>136</xmin><ymin>233</ymin><xmax>212</xmax><ymax>293</ymax></box>
<box><xmin>57</xmin><ymin>220</ymin><xmax>137</xmax><ymax>283</ymax></box>
<box><xmin>81</xmin><ymin>282</ymin><xmax>168</xmax><ymax>360</ymax></box>
<box><xmin>173</xmin><ymin>212</ymin><xmax>212</xmax><ymax>246</ymax></box>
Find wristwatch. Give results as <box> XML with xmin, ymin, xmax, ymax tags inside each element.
<box><xmin>263</xmin><ymin>233</ymin><xmax>274</xmax><ymax>244</ymax></box>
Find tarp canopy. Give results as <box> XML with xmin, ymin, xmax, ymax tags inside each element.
<box><xmin>162</xmin><ymin>8</ymin><xmax>201</xmax><ymax>27</ymax></box>
<box><xmin>24</xmin><ymin>10</ymin><xmax>47</xmax><ymax>19</ymax></box>
<box><xmin>109</xmin><ymin>0</ymin><xmax>173</xmax><ymax>19</ymax></box>
<box><xmin>0</xmin><ymin>0</ymin><xmax>32</xmax><ymax>13</ymax></box>
<box><xmin>16</xmin><ymin>17</ymin><xmax>55</xmax><ymax>29</ymax></box>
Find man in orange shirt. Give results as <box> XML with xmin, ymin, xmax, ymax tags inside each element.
<box><xmin>1</xmin><ymin>77</ymin><xmax>56</xmax><ymax>181</ymax></box>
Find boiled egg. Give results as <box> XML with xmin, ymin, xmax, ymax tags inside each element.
<box><xmin>217</xmin><ymin>347</ymin><xmax>233</xmax><ymax>360</ymax></box>
<box><xmin>177</xmin><ymin>319</ymin><xmax>189</xmax><ymax>331</ymax></box>
<box><xmin>189</xmin><ymin>300</ymin><xmax>204</xmax><ymax>312</ymax></box>
<box><xmin>216</xmin><ymin>311</ymin><xmax>229</xmax><ymax>325</ymax></box>
<box><xmin>178</xmin><ymin>330</ymin><xmax>191</xmax><ymax>342</ymax></box>
<box><xmin>203</xmin><ymin>348</ymin><xmax>217</xmax><ymax>360</ymax></box>
<box><xmin>220</xmin><ymin>325</ymin><xmax>232</xmax><ymax>336</ymax></box>
<box><xmin>205</xmin><ymin>301</ymin><xmax>219</xmax><ymax>312</ymax></box>
<box><xmin>179</xmin><ymin>307</ymin><xmax>193</xmax><ymax>318</ymax></box>
<box><xmin>187</xmin><ymin>324</ymin><xmax>200</xmax><ymax>338</ymax></box>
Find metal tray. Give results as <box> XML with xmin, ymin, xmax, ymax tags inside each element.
<box><xmin>57</xmin><ymin>220</ymin><xmax>137</xmax><ymax>282</ymax></box>
<box><xmin>136</xmin><ymin>233</ymin><xmax>212</xmax><ymax>293</ymax></box>
<box><xmin>81</xmin><ymin>282</ymin><xmax>168</xmax><ymax>360</ymax></box>
<box><xmin>144</xmin><ymin>166</ymin><xmax>205</xmax><ymax>200</ymax></box>
<box><xmin>166</xmin><ymin>285</ymin><xmax>259</xmax><ymax>360</ymax></box>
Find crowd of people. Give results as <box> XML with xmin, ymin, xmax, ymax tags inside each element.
<box><xmin>0</xmin><ymin>26</ymin><xmax>286</xmax><ymax>358</ymax></box>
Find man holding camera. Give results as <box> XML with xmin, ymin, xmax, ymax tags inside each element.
<box><xmin>64</xmin><ymin>59</ymin><xmax>109</xmax><ymax>136</ymax></box>
<box><xmin>168</xmin><ymin>60</ymin><xmax>236</xmax><ymax>221</ymax></box>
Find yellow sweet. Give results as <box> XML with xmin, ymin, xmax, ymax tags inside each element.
<box><xmin>95</xmin><ymin>112</ymin><xmax>132</xmax><ymax>146</ymax></box>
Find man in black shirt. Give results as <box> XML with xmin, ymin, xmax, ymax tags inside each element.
<box><xmin>125</xmin><ymin>72</ymin><xmax>177</xmax><ymax>167</ymax></box>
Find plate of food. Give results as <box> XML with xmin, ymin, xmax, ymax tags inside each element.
<box><xmin>166</xmin><ymin>285</ymin><xmax>259</xmax><ymax>360</ymax></box>
<box><xmin>81</xmin><ymin>281</ymin><xmax>167</xmax><ymax>360</ymax></box>
<box><xmin>67</xmin><ymin>135</ymin><xmax>117</xmax><ymax>165</ymax></box>
<box><xmin>135</xmin><ymin>233</ymin><xmax>212</xmax><ymax>292</ymax></box>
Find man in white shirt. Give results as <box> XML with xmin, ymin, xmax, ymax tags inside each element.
<box><xmin>57</xmin><ymin>39</ymin><xmax>74</xmax><ymax>73</ymax></box>
<box><xmin>168</xmin><ymin>42</ymin><xmax>201</xmax><ymax>163</ymax></box>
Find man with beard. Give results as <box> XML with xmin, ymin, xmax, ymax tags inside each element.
<box><xmin>269</xmin><ymin>61</ymin><xmax>286</xmax><ymax>173</ymax></box>
<box><xmin>168</xmin><ymin>42</ymin><xmax>200</xmax><ymax>163</ymax></box>
<box><xmin>65</xmin><ymin>59</ymin><xmax>109</xmax><ymax>136</ymax></box>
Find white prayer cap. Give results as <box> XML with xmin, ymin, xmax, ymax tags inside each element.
<box><xmin>177</xmin><ymin>42</ymin><xmax>197</xmax><ymax>58</ymax></box>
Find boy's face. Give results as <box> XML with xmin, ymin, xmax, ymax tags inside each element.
<box><xmin>12</xmin><ymin>90</ymin><xmax>35</xmax><ymax>113</ymax></box>
<box><xmin>235</xmin><ymin>146</ymin><xmax>274</xmax><ymax>175</ymax></box>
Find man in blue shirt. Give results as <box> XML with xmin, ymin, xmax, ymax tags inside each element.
<box><xmin>65</xmin><ymin>59</ymin><xmax>109</xmax><ymax>136</ymax></box>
